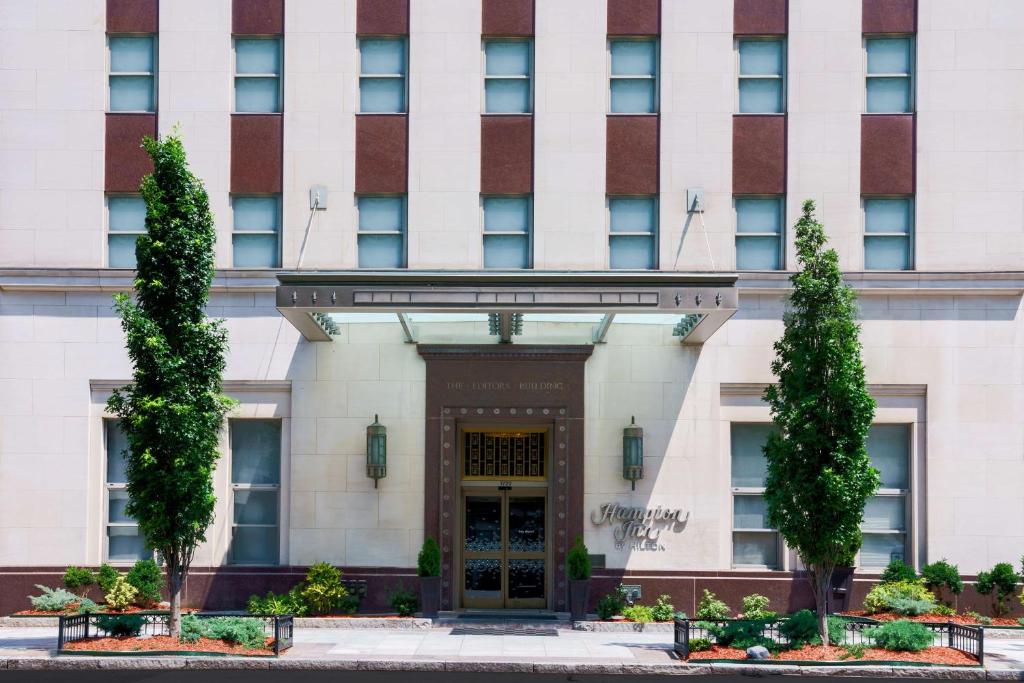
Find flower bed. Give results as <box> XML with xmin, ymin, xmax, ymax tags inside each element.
<box><xmin>687</xmin><ymin>644</ymin><xmax>978</xmax><ymax>666</ymax></box>
<box><xmin>61</xmin><ymin>635</ymin><xmax>275</xmax><ymax>657</ymax></box>
<box><xmin>13</xmin><ymin>606</ymin><xmax>196</xmax><ymax>617</ymax></box>
<box><xmin>842</xmin><ymin>610</ymin><xmax>1021</xmax><ymax>627</ymax></box>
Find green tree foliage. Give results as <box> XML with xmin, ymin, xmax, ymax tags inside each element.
<box><xmin>418</xmin><ymin>537</ymin><xmax>441</xmax><ymax>577</ymax></box>
<box><xmin>97</xmin><ymin>564</ymin><xmax>121</xmax><ymax>594</ymax></box>
<box><xmin>763</xmin><ymin>200</ymin><xmax>880</xmax><ymax>644</ymax></box>
<box><xmin>921</xmin><ymin>559</ymin><xmax>963</xmax><ymax>606</ymax></box>
<box><xmin>695</xmin><ymin>589</ymin><xmax>730</xmax><ymax>620</ymax></box>
<box><xmin>106</xmin><ymin>133</ymin><xmax>235</xmax><ymax>637</ymax></box>
<box><xmin>567</xmin><ymin>536</ymin><xmax>591</xmax><ymax>580</ymax></box>
<box><xmin>976</xmin><ymin>562</ymin><xmax>1021</xmax><ymax>617</ymax></box>
<box><xmin>880</xmin><ymin>559</ymin><xmax>917</xmax><ymax>584</ymax></box>
<box><xmin>126</xmin><ymin>558</ymin><xmax>165</xmax><ymax>607</ymax></box>
<box><xmin>63</xmin><ymin>567</ymin><xmax>96</xmax><ymax>597</ymax></box>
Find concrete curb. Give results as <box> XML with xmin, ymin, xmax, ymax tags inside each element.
<box><xmin>293</xmin><ymin>617</ymin><xmax>433</xmax><ymax>629</ymax></box>
<box><xmin>0</xmin><ymin>617</ymin><xmax>59</xmax><ymax>628</ymax></box>
<box><xmin>573</xmin><ymin>620</ymin><xmax>674</xmax><ymax>632</ymax></box>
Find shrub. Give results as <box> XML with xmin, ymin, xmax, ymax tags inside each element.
<box><xmin>63</xmin><ymin>567</ymin><xmax>96</xmax><ymax>597</ymax></box>
<box><xmin>888</xmin><ymin>597</ymin><xmax>936</xmax><ymax>616</ymax></box>
<box><xmin>863</xmin><ymin>580</ymin><xmax>935</xmax><ymax>615</ymax></box>
<box><xmin>826</xmin><ymin>615</ymin><xmax>848</xmax><ymax>646</ymax></box>
<box><xmin>622</xmin><ymin>605</ymin><xmax>655</xmax><ymax>623</ymax></box>
<box><xmin>179</xmin><ymin>614</ymin><xmax>206</xmax><ymax>643</ymax></box>
<box><xmin>104</xmin><ymin>575</ymin><xmax>138</xmax><ymax>611</ymax></box>
<box><xmin>418</xmin><ymin>537</ymin><xmax>441</xmax><ymax>577</ymax></box>
<box><xmin>389</xmin><ymin>582</ymin><xmax>419</xmax><ymax>617</ymax></box>
<box><xmin>780</xmin><ymin>609</ymin><xmax>818</xmax><ymax>648</ymax></box>
<box><xmin>688</xmin><ymin>637</ymin><xmax>713</xmax><ymax>652</ymax></box>
<box><xmin>298</xmin><ymin>563</ymin><xmax>351</xmax><ymax>616</ymax></box>
<box><xmin>126</xmin><ymin>559</ymin><xmax>164</xmax><ymax>607</ymax></box>
<box><xmin>740</xmin><ymin>594</ymin><xmax>776</xmax><ymax>621</ymax></box>
<box><xmin>596</xmin><ymin>585</ymin><xmax>627</xmax><ymax>620</ymax></box>
<box><xmin>880</xmin><ymin>559</ymin><xmax>918</xmax><ymax>584</ymax></box>
<box><xmin>247</xmin><ymin>588</ymin><xmax>308</xmax><ymax>616</ymax></box>
<box><xmin>178</xmin><ymin>616</ymin><xmax>267</xmax><ymax>649</ymax></box>
<box><xmin>567</xmin><ymin>536</ymin><xmax>591</xmax><ymax>581</ymax></box>
<box><xmin>865</xmin><ymin>620</ymin><xmax>934</xmax><ymax>652</ymax></box>
<box><xmin>695</xmin><ymin>589</ymin><xmax>730</xmax><ymax>620</ymax></box>
<box><xmin>921</xmin><ymin>559</ymin><xmax>963</xmax><ymax>605</ymax></box>
<box><xmin>931</xmin><ymin>604</ymin><xmax>956</xmax><ymax>617</ymax></box>
<box><xmin>97</xmin><ymin>564</ymin><xmax>121</xmax><ymax>594</ymax></box>
<box><xmin>976</xmin><ymin>562</ymin><xmax>1021</xmax><ymax>617</ymax></box>
<box><xmin>1017</xmin><ymin>618</ymin><xmax>1024</xmax><ymax>627</ymax></box>
<box><xmin>841</xmin><ymin>643</ymin><xmax>867</xmax><ymax>660</ymax></box>
<box><xmin>964</xmin><ymin>610</ymin><xmax>991</xmax><ymax>626</ymax></box>
<box><xmin>96</xmin><ymin>614</ymin><xmax>145</xmax><ymax>637</ymax></box>
<box><xmin>28</xmin><ymin>585</ymin><xmax>79</xmax><ymax>612</ymax></box>
<box><xmin>77</xmin><ymin>598</ymin><xmax>100</xmax><ymax>615</ymax></box>
<box><xmin>651</xmin><ymin>595</ymin><xmax>675</xmax><ymax>622</ymax></box>
<box><xmin>703</xmin><ymin>619</ymin><xmax>775</xmax><ymax>651</ymax></box>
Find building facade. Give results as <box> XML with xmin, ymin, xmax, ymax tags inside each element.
<box><xmin>0</xmin><ymin>0</ymin><xmax>1022</xmax><ymax>616</ymax></box>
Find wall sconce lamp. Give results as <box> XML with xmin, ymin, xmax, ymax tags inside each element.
<box><xmin>622</xmin><ymin>416</ymin><xmax>644</xmax><ymax>490</ymax></box>
<box><xmin>366</xmin><ymin>414</ymin><xmax>387</xmax><ymax>487</ymax></box>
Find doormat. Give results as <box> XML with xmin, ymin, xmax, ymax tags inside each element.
<box><xmin>455</xmin><ymin>612</ymin><xmax>560</xmax><ymax>621</ymax></box>
<box><xmin>449</xmin><ymin>625</ymin><xmax>558</xmax><ymax>637</ymax></box>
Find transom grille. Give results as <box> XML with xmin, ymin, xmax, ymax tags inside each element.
<box><xmin>464</xmin><ymin>431</ymin><xmax>546</xmax><ymax>480</ymax></box>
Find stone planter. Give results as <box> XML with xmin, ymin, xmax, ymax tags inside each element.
<box><xmin>420</xmin><ymin>576</ymin><xmax>441</xmax><ymax>618</ymax></box>
<box><xmin>569</xmin><ymin>579</ymin><xmax>590</xmax><ymax>621</ymax></box>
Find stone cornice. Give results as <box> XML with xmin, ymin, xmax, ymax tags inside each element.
<box><xmin>739</xmin><ymin>271</ymin><xmax>1024</xmax><ymax>296</ymax></box>
<box><xmin>417</xmin><ymin>344</ymin><xmax>595</xmax><ymax>362</ymax></box>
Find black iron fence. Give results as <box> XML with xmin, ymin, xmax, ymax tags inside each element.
<box><xmin>57</xmin><ymin>613</ymin><xmax>294</xmax><ymax>656</ymax></box>
<box><xmin>673</xmin><ymin>617</ymin><xmax>983</xmax><ymax>665</ymax></box>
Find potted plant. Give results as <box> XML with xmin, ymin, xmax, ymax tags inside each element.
<box><xmin>418</xmin><ymin>537</ymin><xmax>441</xmax><ymax>618</ymax></box>
<box><xmin>567</xmin><ymin>535</ymin><xmax>591</xmax><ymax>620</ymax></box>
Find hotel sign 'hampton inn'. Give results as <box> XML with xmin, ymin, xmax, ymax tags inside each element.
<box><xmin>591</xmin><ymin>503</ymin><xmax>690</xmax><ymax>551</ymax></box>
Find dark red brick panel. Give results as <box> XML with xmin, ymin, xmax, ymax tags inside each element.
<box><xmin>607</xmin><ymin>116</ymin><xmax>659</xmax><ymax>195</ymax></box>
<box><xmin>863</xmin><ymin>0</ymin><xmax>916</xmax><ymax>34</ymax></box>
<box><xmin>607</xmin><ymin>0</ymin><xmax>659</xmax><ymax>36</ymax></box>
<box><xmin>105</xmin><ymin>113</ymin><xmax>156</xmax><ymax>192</ymax></box>
<box><xmin>482</xmin><ymin>0</ymin><xmax>533</xmax><ymax>36</ymax></box>
<box><xmin>732</xmin><ymin>114</ymin><xmax>786</xmax><ymax>195</ymax></box>
<box><xmin>861</xmin><ymin>114</ymin><xmax>915</xmax><ymax>195</ymax></box>
<box><xmin>232</xmin><ymin>0</ymin><xmax>284</xmax><ymax>35</ymax></box>
<box><xmin>106</xmin><ymin>0</ymin><xmax>158</xmax><ymax>33</ymax></box>
<box><xmin>358</xmin><ymin>0</ymin><xmax>409</xmax><ymax>35</ymax></box>
<box><xmin>481</xmin><ymin>116</ymin><xmax>533</xmax><ymax>195</ymax></box>
<box><xmin>734</xmin><ymin>0</ymin><xmax>788</xmax><ymax>36</ymax></box>
<box><xmin>355</xmin><ymin>115</ymin><xmax>408</xmax><ymax>194</ymax></box>
<box><xmin>231</xmin><ymin>114</ymin><xmax>283</xmax><ymax>194</ymax></box>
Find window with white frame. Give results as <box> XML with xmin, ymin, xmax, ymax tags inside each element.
<box><xmin>109</xmin><ymin>35</ymin><xmax>156</xmax><ymax>112</ymax></box>
<box><xmin>609</xmin><ymin>196</ymin><xmax>657</xmax><ymax>269</ymax></box>
<box><xmin>483</xmin><ymin>196</ymin><xmax>531</xmax><ymax>269</ymax></box>
<box><xmin>360</xmin><ymin>38</ymin><xmax>407</xmax><ymax>113</ymax></box>
<box><xmin>735</xmin><ymin>196</ymin><xmax>784</xmax><ymax>270</ymax></box>
<box><xmin>866</xmin><ymin>36</ymin><xmax>913</xmax><ymax>113</ymax></box>
<box><xmin>860</xmin><ymin>424</ymin><xmax>910</xmax><ymax>568</ymax></box>
<box><xmin>738</xmin><ymin>38</ymin><xmax>785</xmax><ymax>113</ymax></box>
<box><xmin>484</xmin><ymin>40</ymin><xmax>532</xmax><ymax>113</ymax></box>
<box><xmin>358</xmin><ymin>195</ymin><xmax>407</xmax><ymax>268</ymax></box>
<box><xmin>731</xmin><ymin>423</ymin><xmax>780</xmax><ymax>569</ymax></box>
<box><xmin>105</xmin><ymin>420</ymin><xmax>151</xmax><ymax>562</ymax></box>
<box><xmin>609</xmin><ymin>39</ymin><xmax>657</xmax><ymax>114</ymax></box>
<box><xmin>108</xmin><ymin>195</ymin><xmax>146</xmax><ymax>268</ymax></box>
<box><xmin>230</xmin><ymin>420</ymin><xmax>281</xmax><ymax>565</ymax></box>
<box><xmin>232</xmin><ymin>195</ymin><xmax>281</xmax><ymax>268</ymax></box>
<box><xmin>864</xmin><ymin>196</ymin><xmax>913</xmax><ymax>270</ymax></box>
<box><xmin>234</xmin><ymin>38</ymin><xmax>282</xmax><ymax>113</ymax></box>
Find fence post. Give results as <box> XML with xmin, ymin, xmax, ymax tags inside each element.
<box><xmin>57</xmin><ymin>616</ymin><xmax>64</xmax><ymax>651</ymax></box>
<box><xmin>978</xmin><ymin>625</ymin><xmax>984</xmax><ymax>667</ymax></box>
<box><xmin>83</xmin><ymin>614</ymin><xmax>89</xmax><ymax>640</ymax></box>
<box><xmin>274</xmin><ymin>616</ymin><xmax>280</xmax><ymax>656</ymax></box>
<box><xmin>947</xmin><ymin>621</ymin><xmax>953</xmax><ymax>648</ymax></box>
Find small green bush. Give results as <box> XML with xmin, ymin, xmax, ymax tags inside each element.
<box><xmin>28</xmin><ymin>585</ymin><xmax>79</xmax><ymax>612</ymax></box>
<box><xmin>389</xmin><ymin>582</ymin><xmax>418</xmax><ymax>617</ymax></box>
<box><xmin>976</xmin><ymin>562</ymin><xmax>1021</xmax><ymax>617</ymax></box>
<box><xmin>651</xmin><ymin>595</ymin><xmax>675</xmax><ymax>622</ymax></box>
<box><xmin>780</xmin><ymin>609</ymin><xmax>818</xmax><ymax>647</ymax></box>
<box><xmin>247</xmin><ymin>588</ymin><xmax>308</xmax><ymax>616</ymax></box>
<box><xmin>841</xmin><ymin>643</ymin><xmax>867</xmax><ymax>660</ymax></box>
<box><xmin>178</xmin><ymin>616</ymin><xmax>267</xmax><ymax>650</ymax></box>
<box><xmin>921</xmin><ymin>559</ymin><xmax>963</xmax><ymax>605</ymax></box>
<box><xmin>418</xmin><ymin>537</ymin><xmax>441</xmax><ymax>577</ymax></box>
<box><xmin>596</xmin><ymin>585</ymin><xmax>627</xmax><ymax>620</ymax></box>
<box><xmin>1017</xmin><ymin>617</ymin><xmax>1024</xmax><ymax>627</ymax></box>
<box><xmin>688</xmin><ymin>637</ymin><xmax>713</xmax><ymax>652</ymax></box>
<box><xmin>703</xmin><ymin>619</ymin><xmax>775</xmax><ymax>651</ymax></box>
<box><xmin>826</xmin><ymin>615</ymin><xmax>848</xmax><ymax>646</ymax></box>
<box><xmin>865</xmin><ymin>620</ymin><xmax>934</xmax><ymax>652</ymax></box>
<box><xmin>76</xmin><ymin>598</ymin><xmax>99</xmax><ymax>614</ymax></box>
<box><xmin>695</xmin><ymin>589</ymin><xmax>730</xmax><ymax>620</ymax></box>
<box><xmin>104</xmin><ymin>575</ymin><xmax>138</xmax><ymax>611</ymax></box>
<box><xmin>863</xmin><ymin>579</ymin><xmax>935</xmax><ymax>614</ymax></box>
<box><xmin>567</xmin><ymin>536</ymin><xmax>591</xmax><ymax>581</ymax></box>
<box><xmin>880</xmin><ymin>559</ymin><xmax>918</xmax><ymax>584</ymax></box>
<box><xmin>298</xmin><ymin>563</ymin><xmax>351</xmax><ymax>616</ymax></box>
<box><xmin>96</xmin><ymin>614</ymin><xmax>145</xmax><ymax>637</ymax></box>
<box><xmin>964</xmin><ymin>610</ymin><xmax>991</xmax><ymax>625</ymax></box>
<box><xmin>126</xmin><ymin>559</ymin><xmax>164</xmax><ymax>607</ymax></box>
<box><xmin>63</xmin><ymin>567</ymin><xmax>96</xmax><ymax>597</ymax></box>
<box><xmin>888</xmin><ymin>597</ymin><xmax>937</xmax><ymax>616</ymax></box>
<box><xmin>179</xmin><ymin>614</ymin><xmax>206</xmax><ymax>643</ymax></box>
<box><xmin>931</xmin><ymin>604</ymin><xmax>956</xmax><ymax>617</ymax></box>
<box><xmin>96</xmin><ymin>564</ymin><xmax>120</xmax><ymax>594</ymax></box>
<box><xmin>622</xmin><ymin>605</ymin><xmax>655</xmax><ymax>623</ymax></box>
<box><xmin>740</xmin><ymin>594</ymin><xmax>776</xmax><ymax>620</ymax></box>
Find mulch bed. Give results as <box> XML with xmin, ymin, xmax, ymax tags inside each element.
<box><xmin>842</xmin><ymin>610</ymin><xmax>1020</xmax><ymax>626</ymax></box>
<box><xmin>15</xmin><ymin>606</ymin><xmax>196</xmax><ymax>617</ymax></box>
<box><xmin>688</xmin><ymin>644</ymin><xmax>978</xmax><ymax>665</ymax></box>
<box><xmin>62</xmin><ymin>636</ymin><xmax>275</xmax><ymax>656</ymax></box>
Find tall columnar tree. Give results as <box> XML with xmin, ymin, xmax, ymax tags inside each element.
<box><xmin>763</xmin><ymin>200</ymin><xmax>880</xmax><ymax>644</ymax></box>
<box><xmin>107</xmin><ymin>134</ymin><xmax>235</xmax><ymax>637</ymax></box>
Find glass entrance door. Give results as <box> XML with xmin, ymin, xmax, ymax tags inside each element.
<box><xmin>462</xmin><ymin>489</ymin><xmax>547</xmax><ymax>609</ymax></box>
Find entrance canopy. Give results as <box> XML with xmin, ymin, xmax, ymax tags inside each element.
<box><xmin>275</xmin><ymin>270</ymin><xmax>738</xmax><ymax>345</ymax></box>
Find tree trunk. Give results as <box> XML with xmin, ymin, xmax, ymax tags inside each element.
<box><xmin>811</xmin><ymin>564</ymin><xmax>835</xmax><ymax>646</ymax></box>
<box><xmin>168</xmin><ymin>564</ymin><xmax>185</xmax><ymax>639</ymax></box>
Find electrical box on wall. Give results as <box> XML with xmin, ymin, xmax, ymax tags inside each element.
<box><xmin>621</xmin><ymin>584</ymin><xmax>642</xmax><ymax>604</ymax></box>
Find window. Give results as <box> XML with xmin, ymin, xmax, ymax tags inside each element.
<box><xmin>735</xmin><ymin>197</ymin><xmax>784</xmax><ymax>270</ymax></box>
<box><xmin>232</xmin><ymin>196</ymin><xmax>281</xmax><ymax>268</ymax></box>
<box><xmin>860</xmin><ymin>424</ymin><xmax>910</xmax><ymax>568</ymax></box>
<box><xmin>230</xmin><ymin>420</ymin><xmax>281</xmax><ymax>565</ymax></box>
<box><xmin>105</xmin><ymin>420</ymin><xmax>151</xmax><ymax>562</ymax></box>
<box><xmin>360</xmin><ymin>38</ymin><xmax>407</xmax><ymax>113</ymax></box>
<box><xmin>484</xmin><ymin>40</ymin><xmax>532</xmax><ymax>113</ymax></box>
<box><xmin>483</xmin><ymin>196</ymin><xmax>531</xmax><ymax>269</ymax></box>
<box><xmin>108</xmin><ymin>195</ymin><xmax>146</xmax><ymax>268</ymax></box>
<box><xmin>234</xmin><ymin>38</ymin><xmax>282</xmax><ymax>113</ymax></box>
<box><xmin>730</xmin><ymin>424</ymin><xmax>780</xmax><ymax>569</ymax></box>
<box><xmin>109</xmin><ymin>35</ymin><xmax>156</xmax><ymax>112</ymax></box>
<box><xmin>358</xmin><ymin>195</ymin><xmax>406</xmax><ymax>268</ymax></box>
<box><xmin>609</xmin><ymin>40</ymin><xmax>657</xmax><ymax>113</ymax></box>
<box><xmin>864</xmin><ymin>197</ymin><xmax>913</xmax><ymax>270</ymax></box>
<box><xmin>609</xmin><ymin>196</ymin><xmax>657</xmax><ymax>269</ymax></box>
<box><xmin>738</xmin><ymin>39</ymin><xmax>784</xmax><ymax>113</ymax></box>
<box><xmin>866</xmin><ymin>37</ymin><xmax>913</xmax><ymax>113</ymax></box>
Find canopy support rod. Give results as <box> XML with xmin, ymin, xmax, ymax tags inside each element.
<box><xmin>592</xmin><ymin>313</ymin><xmax>616</xmax><ymax>344</ymax></box>
<box><xmin>397</xmin><ymin>313</ymin><xmax>416</xmax><ymax>343</ymax></box>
